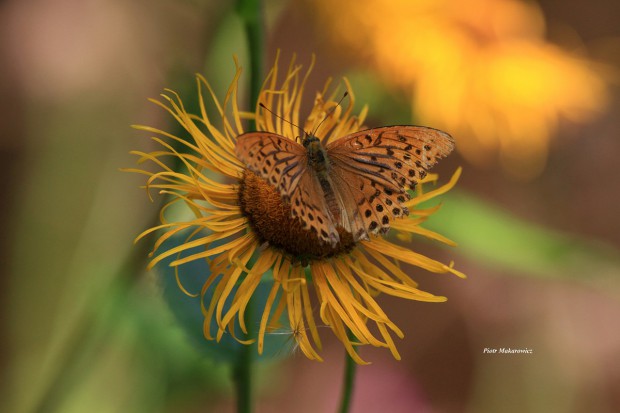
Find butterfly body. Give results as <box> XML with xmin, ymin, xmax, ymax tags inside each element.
<box><xmin>303</xmin><ymin>135</ymin><xmax>343</xmax><ymax>224</ymax></box>
<box><xmin>236</xmin><ymin>126</ymin><xmax>454</xmax><ymax>248</ymax></box>
<box><xmin>304</xmin><ymin>135</ymin><xmax>329</xmax><ymax>176</ymax></box>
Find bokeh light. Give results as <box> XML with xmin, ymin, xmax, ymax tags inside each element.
<box><xmin>310</xmin><ymin>0</ymin><xmax>610</xmax><ymax>179</ymax></box>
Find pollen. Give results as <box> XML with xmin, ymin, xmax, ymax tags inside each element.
<box><xmin>239</xmin><ymin>170</ymin><xmax>355</xmax><ymax>263</ymax></box>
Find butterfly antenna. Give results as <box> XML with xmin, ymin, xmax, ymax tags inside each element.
<box><xmin>314</xmin><ymin>91</ymin><xmax>348</xmax><ymax>141</ymax></box>
<box><xmin>259</xmin><ymin>103</ymin><xmax>305</xmax><ymax>141</ymax></box>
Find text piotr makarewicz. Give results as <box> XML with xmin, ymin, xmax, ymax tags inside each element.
<box><xmin>483</xmin><ymin>347</ymin><xmax>533</xmax><ymax>354</ymax></box>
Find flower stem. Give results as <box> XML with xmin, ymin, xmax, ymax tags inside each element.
<box><xmin>233</xmin><ymin>337</ymin><xmax>253</xmax><ymax>413</ymax></box>
<box><xmin>236</xmin><ymin>0</ymin><xmax>263</xmax><ymax>131</ymax></box>
<box><xmin>338</xmin><ymin>331</ymin><xmax>358</xmax><ymax>413</ymax></box>
<box><xmin>233</xmin><ymin>1</ymin><xmax>263</xmax><ymax>412</ymax></box>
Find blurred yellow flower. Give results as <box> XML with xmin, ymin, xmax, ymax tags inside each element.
<box><xmin>310</xmin><ymin>0</ymin><xmax>609</xmax><ymax>179</ymax></box>
<box><xmin>128</xmin><ymin>54</ymin><xmax>464</xmax><ymax>364</ymax></box>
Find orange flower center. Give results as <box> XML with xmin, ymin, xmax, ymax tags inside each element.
<box><xmin>238</xmin><ymin>170</ymin><xmax>356</xmax><ymax>264</ymax></box>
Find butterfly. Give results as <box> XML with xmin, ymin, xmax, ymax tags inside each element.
<box><xmin>235</xmin><ymin>125</ymin><xmax>454</xmax><ymax>247</ymax></box>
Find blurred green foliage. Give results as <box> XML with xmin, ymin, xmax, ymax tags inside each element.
<box><xmin>428</xmin><ymin>191</ymin><xmax>620</xmax><ymax>284</ymax></box>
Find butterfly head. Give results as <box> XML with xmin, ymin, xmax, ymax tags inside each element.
<box><xmin>301</xmin><ymin>133</ymin><xmax>320</xmax><ymax>148</ymax></box>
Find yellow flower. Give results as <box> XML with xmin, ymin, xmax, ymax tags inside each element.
<box><xmin>310</xmin><ymin>0</ymin><xmax>609</xmax><ymax>179</ymax></box>
<box><xmin>128</xmin><ymin>53</ymin><xmax>464</xmax><ymax>364</ymax></box>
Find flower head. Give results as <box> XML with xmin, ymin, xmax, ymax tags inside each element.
<box><xmin>129</xmin><ymin>53</ymin><xmax>464</xmax><ymax>363</ymax></box>
<box><xmin>309</xmin><ymin>0</ymin><xmax>609</xmax><ymax>179</ymax></box>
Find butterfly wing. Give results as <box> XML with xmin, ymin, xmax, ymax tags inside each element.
<box><xmin>289</xmin><ymin>169</ymin><xmax>340</xmax><ymax>246</ymax></box>
<box><xmin>235</xmin><ymin>132</ymin><xmax>340</xmax><ymax>246</ymax></box>
<box><xmin>326</xmin><ymin>126</ymin><xmax>454</xmax><ymax>240</ymax></box>
<box><xmin>236</xmin><ymin>132</ymin><xmax>307</xmax><ymax>198</ymax></box>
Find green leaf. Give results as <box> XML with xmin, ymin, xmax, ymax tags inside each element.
<box><xmin>155</xmin><ymin>233</ymin><xmax>293</xmax><ymax>363</ymax></box>
<box><xmin>425</xmin><ymin>190</ymin><xmax>620</xmax><ymax>281</ymax></box>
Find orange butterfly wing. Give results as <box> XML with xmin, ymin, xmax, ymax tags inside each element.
<box><xmin>326</xmin><ymin>126</ymin><xmax>454</xmax><ymax>240</ymax></box>
<box><xmin>235</xmin><ymin>132</ymin><xmax>340</xmax><ymax>246</ymax></box>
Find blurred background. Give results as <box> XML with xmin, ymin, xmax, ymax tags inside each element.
<box><xmin>2</xmin><ymin>0</ymin><xmax>620</xmax><ymax>412</ymax></box>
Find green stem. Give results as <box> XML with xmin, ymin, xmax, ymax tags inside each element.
<box><xmin>338</xmin><ymin>332</ymin><xmax>358</xmax><ymax>413</ymax></box>
<box><xmin>233</xmin><ymin>337</ymin><xmax>253</xmax><ymax>413</ymax></box>
<box><xmin>237</xmin><ymin>0</ymin><xmax>263</xmax><ymax>131</ymax></box>
<box><xmin>233</xmin><ymin>1</ymin><xmax>263</xmax><ymax>412</ymax></box>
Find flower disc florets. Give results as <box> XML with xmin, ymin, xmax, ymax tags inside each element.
<box><xmin>239</xmin><ymin>170</ymin><xmax>356</xmax><ymax>264</ymax></box>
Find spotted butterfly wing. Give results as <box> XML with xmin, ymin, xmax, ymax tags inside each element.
<box><xmin>235</xmin><ymin>132</ymin><xmax>340</xmax><ymax>246</ymax></box>
<box><xmin>326</xmin><ymin>126</ymin><xmax>454</xmax><ymax>241</ymax></box>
